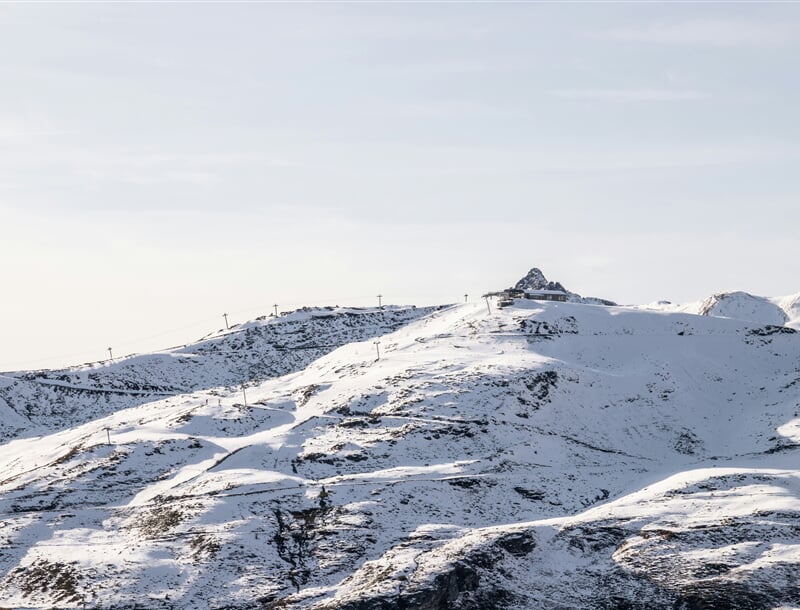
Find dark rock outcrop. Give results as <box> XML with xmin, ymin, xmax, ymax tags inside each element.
<box><xmin>512</xmin><ymin>267</ymin><xmax>616</xmax><ymax>306</ymax></box>
<box><xmin>513</xmin><ymin>268</ymin><xmax>567</xmax><ymax>293</ymax></box>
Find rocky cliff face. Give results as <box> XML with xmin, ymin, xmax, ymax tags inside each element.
<box><xmin>512</xmin><ymin>267</ymin><xmax>568</xmax><ymax>293</ymax></box>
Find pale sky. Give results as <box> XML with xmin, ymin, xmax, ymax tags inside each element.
<box><xmin>2</xmin><ymin>2</ymin><xmax>799</xmax><ymax>371</ymax></box>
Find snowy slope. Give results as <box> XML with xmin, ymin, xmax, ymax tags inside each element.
<box><xmin>775</xmin><ymin>293</ymin><xmax>800</xmax><ymax>329</ymax></box>
<box><xmin>0</xmin><ymin>305</ymin><xmax>441</xmax><ymax>443</ymax></box>
<box><xmin>642</xmin><ymin>290</ymin><xmax>800</xmax><ymax>328</ymax></box>
<box><xmin>320</xmin><ymin>454</ymin><xmax>800</xmax><ymax>609</ymax></box>
<box><xmin>0</xmin><ymin>298</ymin><xmax>799</xmax><ymax>608</ymax></box>
<box><xmin>699</xmin><ymin>291</ymin><xmax>789</xmax><ymax>326</ymax></box>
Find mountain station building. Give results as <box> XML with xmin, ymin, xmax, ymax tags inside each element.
<box><xmin>484</xmin><ymin>289</ymin><xmax>569</xmax><ymax>304</ymax></box>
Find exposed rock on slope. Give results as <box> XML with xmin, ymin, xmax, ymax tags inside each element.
<box><xmin>316</xmin><ymin>470</ymin><xmax>800</xmax><ymax>610</ymax></box>
<box><xmin>0</xmin><ymin>299</ymin><xmax>798</xmax><ymax>608</ymax></box>
<box><xmin>0</xmin><ymin>305</ymin><xmax>440</xmax><ymax>443</ymax></box>
<box><xmin>513</xmin><ymin>267</ymin><xmax>568</xmax><ymax>293</ymax></box>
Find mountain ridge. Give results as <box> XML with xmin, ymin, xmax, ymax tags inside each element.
<box><xmin>0</xmin><ymin>305</ymin><xmax>442</xmax><ymax>443</ymax></box>
<box><xmin>0</xmin><ymin>292</ymin><xmax>798</xmax><ymax>608</ymax></box>
<box><xmin>642</xmin><ymin>289</ymin><xmax>800</xmax><ymax>328</ymax></box>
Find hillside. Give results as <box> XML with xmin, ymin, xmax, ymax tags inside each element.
<box><xmin>642</xmin><ymin>290</ymin><xmax>800</xmax><ymax>329</ymax></box>
<box><xmin>0</xmin><ymin>297</ymin><xmax>798</xmax><ymax>609</ymax></box>
<box><xmin>0</xmin><ymin>305</ymin><xmax>440</xmax><ymax>443</ymax></box>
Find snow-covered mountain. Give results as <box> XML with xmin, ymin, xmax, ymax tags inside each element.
<box><xmin>1</xmin><ymin>276</ymin><xmax>799</xmax><ymax>609</ymax></box>
<box><xmin>0</xmin><ymin>305</ymin><xmax>441</xmax><ymax>443</ymax></box>
<box><xmin>642</xmin><ymin>290</ymin><xmax>800</xmax><ymax>329</ymax></box>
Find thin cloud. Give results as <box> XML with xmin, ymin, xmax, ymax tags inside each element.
<box><xmin>606</xmin><ymin>19</ymin><xmax>795</xmax><ymax>47</ymax></box>
<box><xmin>550</xmin><ymin>88</ymin><xmax>708</xmax><ymax>102</ymax></box>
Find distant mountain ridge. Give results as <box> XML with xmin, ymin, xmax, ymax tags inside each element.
<box><xmin>513</xmin><ymin>267</ymin><xmax>800</xmax><ymax>327</ymax></box>
<box><xmin>0</xmin><ymin>305</ymin><xmax>441</xmax><ymax>443</ymax></box>
<box><xmin>644</xmin><ymin>289</ymin><xmax>800</xmax><ymax>328</ymax></box>
<box><xmin>699</xmin><ymin>291</ymin><xmax>791</xmax><ymax>326</ymax></box>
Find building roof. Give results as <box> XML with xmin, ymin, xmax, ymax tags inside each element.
<box><xmin>524</xmin><ymin>289</ymin><xmax>568</xmax><ymax>296</ymax></box>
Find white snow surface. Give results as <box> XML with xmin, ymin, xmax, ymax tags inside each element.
<box><xmin>0</xmin><ymin>298</ymin><xmax>798</xmax><ymax>608</ymax></box>
<box><xmin>641</xmin><ymin>290</ymin><xmax>800</xmax><ymax>328</ymax></box>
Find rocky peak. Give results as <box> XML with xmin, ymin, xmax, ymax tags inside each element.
<box><xmin>511</xmin><ymin>267</ymin><xmax>617</xmax><ymax>306</ymax></box>
<box><xmin>513</xmin><ymin>267</ymin><xmax>567</xmax><ymax>293</ymax></box>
